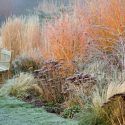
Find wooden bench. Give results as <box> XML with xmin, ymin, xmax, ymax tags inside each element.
<box><xmin>0</xmin><ymin>48</ymin><xmax>12</xmax><ymax>83</ymax></box>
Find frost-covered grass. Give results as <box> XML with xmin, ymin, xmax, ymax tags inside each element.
<box><xmin>0</xmin><ymin>96</ymin><xmax>78</xmax><ymax>125</ymax></box>
<box><xmin>0</xmin><ymin>73</ymin><xmax>36</xmax><ymax>98</ymax></box>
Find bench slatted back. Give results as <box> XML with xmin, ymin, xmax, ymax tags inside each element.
<box><xmin>0</xmin><ymin>49</ymin><xmax>11</xmax><ymax>70</ymax></box>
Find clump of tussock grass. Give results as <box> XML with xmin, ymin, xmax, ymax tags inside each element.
<box><xmin>0</xmin><ymin>73</ymin><xmax>37</xmax><ymax>98</ymax></box>
<box><xmin>79</xmin><ymin>79</ymin><xmax>125</xmax><ymax>125</ymax></box>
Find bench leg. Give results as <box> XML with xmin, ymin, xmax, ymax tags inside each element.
<box><xmin>0</xmin><ymin>73</ymin><xmax>4</xmax><ymax>84</ymax></box>
<box><xmin>0</xmin><ymin>73</ymin><xmax>2</xmax><ymax>84</ymax></box>
<box><xmin>0</xmin><ymin>70</ymin><xmax>12</xmax><ymax>84</ymax></box>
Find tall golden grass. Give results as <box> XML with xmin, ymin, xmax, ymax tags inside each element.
<box><xmin>1</xmin><ymin>16</ymin><xmax>43</xmax><ymax>60</ymax></box>
<box><xmin>1</xmin><ymin>17</ymin><xmax>24</xmax><ymax>58</ymax></box>
<box><xmin>2</xmin><ymin>0</ymin><xmax>125</xmax><ymax>68</ymax></box>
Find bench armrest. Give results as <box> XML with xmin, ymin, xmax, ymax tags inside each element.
<box><xmin>0</xmin><ymin>61</ymin><xmax>10</xmax><ymax>63</ymax></box>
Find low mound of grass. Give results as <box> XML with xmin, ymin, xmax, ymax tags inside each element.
<box><xmin>0</xmin><ymin>73</ymin><xmax>37</xmax><ymax>98</ymax></box>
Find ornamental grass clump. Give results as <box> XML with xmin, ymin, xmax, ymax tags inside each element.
<box><xmin>79</xmin><ymin>80</ymin><xmax>125</xmax><ymax>125</ymax></box>
<box><xmin>0</xmin><ymin>73</ymin><xmax>37</xmax><ymax>99</ymax></box>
